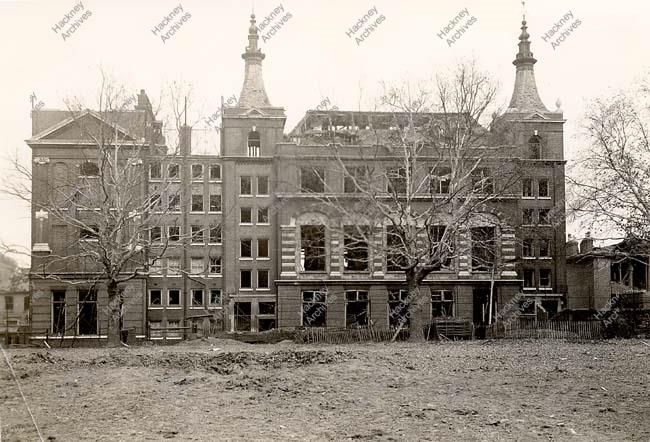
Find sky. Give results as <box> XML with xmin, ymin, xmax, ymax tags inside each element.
<box><xmin>0</xmin><ymin>0</ymin><xmax>649</xmax><ymax>266</ymax></box>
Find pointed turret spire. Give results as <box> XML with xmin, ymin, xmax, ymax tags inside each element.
<box><xmin>508</xmin><ymin>17</ymin><xmax>548</xmax><ymax>113</ymax></box>
<box><xmin>238</xmin><ymin>14</ymin><xmax>271</xmax><ymax>108</ymax></box>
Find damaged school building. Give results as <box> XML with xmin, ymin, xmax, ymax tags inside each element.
<box><xmin>27</xmin><ymin>14</ymin><xmax>569</xmax><ymax>342</ymax></box>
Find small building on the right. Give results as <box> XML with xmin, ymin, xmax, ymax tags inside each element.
<box><xmin>566</xmin><ymin>233</ymin><xmax>650</xmax><ymax>319</ymax></box>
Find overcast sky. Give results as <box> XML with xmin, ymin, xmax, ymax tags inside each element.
<box><xmin>0</xmin><ymin>0</ymin><xmax>648</xmax><ymax>266</ymax></box>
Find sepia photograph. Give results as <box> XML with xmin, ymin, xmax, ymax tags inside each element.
<box><xmin>0</xmin><ymin>0</ymin><xmax>649</xmax><ymax>440</ymax></box>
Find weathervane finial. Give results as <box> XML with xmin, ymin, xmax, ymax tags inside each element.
<box><xmin>521</xmin><ymin>0</ymin><xmax>527</xmax><ymax>20</ymax></box>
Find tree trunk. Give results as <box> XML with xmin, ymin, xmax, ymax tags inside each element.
<box><xmin>407</xmin><ymin>278</ymin><xmax>426</xmax><ymax>342</ymax></box>
<box><xmin>106</xmin><ymin>281</ymin><xmax>122</xmax><ymax>348</ymax></box>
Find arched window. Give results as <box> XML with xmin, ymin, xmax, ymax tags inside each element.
<box><xmin>79</xmin><ymin>161</ymin><xmax>99</xmax><ymax>176</ymax></box>
<box><xmin>528</xmin><ymin>135</ymin><xmax>542</xmax><ymax>159</ymax></box>
<box><xmin>247</xmin><ymin>131</ymin><xmax>260</xmax><ymax>157</ymax></box>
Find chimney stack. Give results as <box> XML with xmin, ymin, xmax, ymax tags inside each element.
<box><xmin>580</xmin><ymin>231</ymin><xmax>594</xmax><ymax>254</ymax></box>
<box><xmin>179</xmin><ymin>125</ymin><xmax>192</xmax><ymax>156</ymax></box>
<box><xmin>566</xmin><ymin>234</ymin><xmax>579</xmax><ymax>256</ymax></box>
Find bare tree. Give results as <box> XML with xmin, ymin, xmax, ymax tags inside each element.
<box><xmin>569</xmin><ymin>82</ymin><xmax>650</xmax><ymax>242</ymax></box>
<box><xmin>4</xmin><ymin>72</ymin><xmax>185</xmax><ymax>347</ymax></box>
<box><xmin>290</xmin><ymin>62</ymin><xmax>522</xmax><ymax>341</ymax></box>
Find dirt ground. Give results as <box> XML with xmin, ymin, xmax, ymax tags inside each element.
<box><xmin>1</xmin><ymin>339</ymin><xmax>649</xmax><ymax>441</ymax></box>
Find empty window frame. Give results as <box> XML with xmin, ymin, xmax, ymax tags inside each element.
<box><xmin>191</xmin><ymin>164</ymin><xmax>204</xmax><ymax>180</ymax></box>
<box><xmin>345</xmin><ymin>290</ymin><xmax>369</xmax><ymax>327</ymax></box>
<box><xmin>191</xmin><ymin>194</ymin><xmax>204</xmax><ymax>212</ymax></box>
<box><xmin>240</xmin><ymin>239</ymin><xmax>252</xmax><ymax>258</ymax></box>
<box><xmin>191</xmin><ymin>289</ymin><xmax>204</xmax><ymax>307</ymax></box>
<box><xmin>209</xmin><ymin>225</ymin><xmax>222</xmax><ymax>244</ymax></box>
<box><xmin>257</xmin><ymin>269</ymin><xmax>269</xmax><ymax>288</ymax></box>
<box><xmin>257</xmin><ymin>207</ymin><xmax>269</xmax><ymax>224</ymax></box>
<box><xmin>191</xmin><ymin>226</ymin><xmax>204</xmax><ymax>244</ymax></box>
<box><xmin>78</xmin><ymin>289</ymin><xmax>97</xmax><ymax>335</ymax></box>
<box><xmin>240</xmin><ymin>176</ymin><xmax>252</xmax><ymax>195</ymax></box>
<box><xmin>431</xmin><ymin>289</ymin><xmax>454</xmax><ymax>318</ymax></box>
<box><xmin>302</xmin><ymin>290</ymin><xmax>327</xmax><ymax>327</ymax></box>
<box><xmin>522</xmin><ymin>178</ymin><xmax>534</xmax><ymax>197</ymax></box>
<box><xmin>300</xmin><ymin>225</ymin><xmax>326</xmax><ymax>271</ymax></box>
<box><xmin>168</xmin><ymin>289</ymin><xmax>181</xmax><ymax>307</ymax></box>
<box><xmin>149</xmin><ymin>289</ymin><xmax>162</xmax><ymax>307</ymax></box>
<box><xmin>168</xmin><ymin>226</ymin><xmax>180</xmax><ymax>242</ymax></box>
<box><xmin>301</xmin><ymin>167</ymin><xmax>325</xmax><ymax>193</ymax></box>
<box><xmin>538</xmin><ymin>178</ymin><xmax>550</xmax><ymax>198</ymax></box>
<box><xmin>240</xmin><ymin>270</ymin><xmax>252</xmax><ymax>289</ymax></box>
<box><xmin>257</xmin><ymin>239</ymin><xmax>269</xmax><ymax>258</ymax></box>
<box><xmin>52</xmin><ymin>290</ymin><xmax>66</xmax><ymax>335</ymax></box>
<box><xmin>387</xmin><ymin>167</ymin><xmax>407</xmax><ymax>194</ymax></box>
<box><xmin>240</xmin><ymin>208</ymin><xmax>252</xmax><ymax>224</ymax></box>
<box><xmin>430</xmin><ymin>167</ymin><xmax>451</xmax><ymax>194</ymax></box>
<box><xmin>343</xmin><ymin>226</ymin><xmax>369</xmax><ymax>271</ymax></box>
<box><xmin>209</xmin><ymin>289</ymin><xmax>222</xmax><ymax>306</ymax></box>
<box><xmin>344</xmin><ymin>166</ymin><xmax>369</xmax><ymax>193</ymax></box>
<box><xmin>168</xmin><ymin>163</ymin><xmax>180</xmax><ymax>180</ymax></box>
<box><xmin>209</xmin><ymin>257</ymin><xmax>222</xmax><ymax>275</ymax></box>
<box><xmin>471</xmin><ymin>226</ymin><xmax>496</xmax><ymax>271</ymax></box>
<box><xmin>388</xmin><ymin>289</ymin><xmax>410</xmax><ymax>329</ymax></box>
<box><xmin>209</xmin><ymin>194</ymin><xmax>222</xmax><ymax>212</ymax></box>
<box><xmin>209</xmin><ymin>164</ymin><xmax>221</xmax><ymax>180</ymax></box>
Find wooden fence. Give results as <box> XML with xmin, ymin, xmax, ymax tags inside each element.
<box><xmin>486</xmin><ymin>320</ymin><xmax>603</xmax><ymax>340</ymax></box>
<box><xmin>296</xmin><ymin>327</ymin><xmax>407</xmax><ymax>344</ymax></box>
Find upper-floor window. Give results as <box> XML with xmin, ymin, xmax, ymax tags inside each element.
<box><xmin>209</xmin><ymin>164</ymin><xmax>221</xmax><ymax>181</ymax></box>
<box><xmin>149</xmin><ymin>162</ymin><xmax>162</xmax><ymax>180</ymax></box>
<box><xmin>168</xmin><ymin>163</ymin><xmax>180</xmax><ymax>180</ymax></box>
<box><xmin>300</xmin><ymin>225</ymin><xmax>326</xmax><ymax>271</ymax></box>
<box><xmin>257</xmin><ymin>207</ymin><xmax>269</xmax><ymax>224</ymax></box>
<box><xmin>168</xmin><ymin>226</ymin><xmax>180</xmax><ymax>242</ymax></box>
<box><xmin>430</xmin><ymin>167</ymin><xmax>450</xmax><ymax>194</ymax></box>
<box><xmin>538</xmin><ymin>178</ymin><xmax>549</xmax><ymax>198</ymax></box>
<box><xmin>247</xmin><ymin>131</ymin><xmax>261</xmax><ymax>157</ymax></box>
<box><xmin>529</xmin><ymin>135</ymin><xmax>542</xmax><ymax>159</ymax></box>
<box><xmin>344</xmin><ymin>226</ymin><xmax>369</xmax><ymax>271</ymax></box>
<box><xmin>522</xmin><ymin>239</ymin><xmax>534</xmax><ymax>257</ymax></box>
<box><xmin>471</xmin><ymin>168</ymin><xmax>494</xmax><ymax>194</ymax></box>
<box><xmin>191</xmin><ymin>194</ymin><xmax>204</xmax><ymax>212</ymax></box>
<box><xmin>387</xmin><ymin>167</ymin><xmax>407</xmax><ymax>194</ymax></box>
<box><xmin>344</xmin><ymin>167</ymin><xmax>369</xmax><ymax>193</ymax></box>
<box><xmin>301</xmin><ymin>167</ymin><xmax>325</xmax><ymax>193</ymax></box>
<box><xmin>471</xmin><ymin>226</ymin><xmax>496</xmax><ymax>271</ymax></box>
<box><xmin>209</xmin><ymin>194</ymin><xmax>221</xmax><ymax>212</ymax></box>
<box><xmin>240</xmin><ymin>176</ymin><xmax>252</xmax><ymax>195</ymax></box>
<box><xmin>192</xmin><ymin>164</ymin><xmax>204</xmax><ymax>180</ymax></box>
<box><xmin>522</xmin><ymin>179</ymin><xmax>534</xmax><ymax>197</ymax></box>
<box><xmin>80</xmin><ymin>161</ymin><xmax>99</xmax><ymax>177</ymax></box>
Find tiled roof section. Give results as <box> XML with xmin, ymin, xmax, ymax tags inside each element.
<box><xmin>238</xmin><ymin>14</ymin><xmax>271</xmax><ymax>108</ymax></box>
<box><xmin>507</xmin><ymin>19</ymin><xmax>548</xmax><ymax>113</ymax></box>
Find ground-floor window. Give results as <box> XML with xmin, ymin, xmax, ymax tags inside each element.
<box><xmin>431</xmin><ymin>289</ymin><xmax>454</xmax><ymax>318</ymax></box>
<box><xmin>234</xmin><ymin>302</ymin><xmax>251</xmax><ymax>331</ymax></box>
<box><xmin>149</xmin><ymin>289</ymin><xmax>162</xmax><ymax>307</ymax></box>
<box><xmin>258</xmin><ymin>302</ymin><xmax>276</xmax><ymax>331</ymax></box>
<box><xmin>52</xmin><ymin>290</ymin><xmax>66</xmax><ymax>335</ymax></box>
<box><xmin>302</xmin><ymin>290</ymin><xmax>327</xmax><ymax>327</ymax></box>
<box><xmin>191</xmin><ymin>289</ymin><xmax>204</xmax><ymax>308</ymax></box>
<box><xmin>168</xmin><ymin>289</ymin><xmax>181</xmax><ymax>307</ymax></box>
<box><xmin>388</xmin><ymin>289</ymin><xmax>410</xmax><ymax>329</ymax></box>
<box><xmin>78</xmin><ymin>289</ymin><xmax>97</xmax><ymax>335</ymax></box>
<box><xmin>209</xmin><ymin>289</ymin><xmax>221</xmax><ymax>307</ymax></box>
<box><xmin>346</xmin><ymin>290</ymin><xmax>369</xmax><ymax>327</ymax></box>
